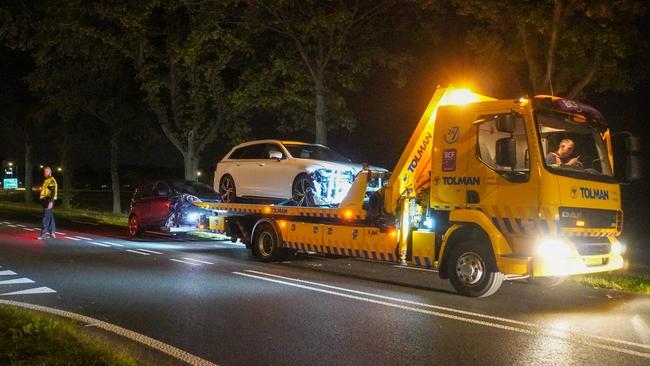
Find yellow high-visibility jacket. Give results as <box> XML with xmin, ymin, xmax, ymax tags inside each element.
<box><xmin>40</xmin><ymin>176</ymin><xmax>58</xmax><ymax>201</ymax></box>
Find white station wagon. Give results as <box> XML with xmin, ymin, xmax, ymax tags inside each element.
<box><xmin>214</xmin><ymin>140</ymin><xmax>388</xmax><ymax>206</ymax></box>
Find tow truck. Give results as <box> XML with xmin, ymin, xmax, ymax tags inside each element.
<box><xmin>195</xmin><ymin>86</ymin><xmax>640</xmax><ymax>297</ymax></box>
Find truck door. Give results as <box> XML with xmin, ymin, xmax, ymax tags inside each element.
<box><xmin>468</xmin><ymin>112</ymin><xmax>538</xmax><ymax>237</ymax></box>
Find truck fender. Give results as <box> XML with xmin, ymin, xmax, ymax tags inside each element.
<box><xmin>438</xmin><ymin>209</ymin><xmax>512</xmax><ymax>277</ymax></box>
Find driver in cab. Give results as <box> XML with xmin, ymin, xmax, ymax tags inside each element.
<box><xmin>546</xmin><ymin>138</ymin><xmax>582</xmax><ymax>167</ymax></box>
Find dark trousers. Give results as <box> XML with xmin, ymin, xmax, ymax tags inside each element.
<box><xmin>40</xmin><ymin>208</ymin><xmax>56</xmax><ymax>236</ymax></box>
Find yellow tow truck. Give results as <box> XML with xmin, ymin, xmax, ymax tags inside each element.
<box><xmin>196</xmin><ymin>86</ymin><xmax>640</xmax><ymax>297</ymax></box>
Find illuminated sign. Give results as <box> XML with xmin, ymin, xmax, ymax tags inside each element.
<box><xmin>3</xmin><ymin>178</ymin><xmax>18</xmax><ymax>189</ymax></box>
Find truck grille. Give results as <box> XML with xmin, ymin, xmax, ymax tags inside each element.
<box><xmin>559</xmin><ymin>207</ymin><xmax>619</xmax><ymax>229</ymax></box>
<box><xmin>570</xmin><ymin>237</ymin><xmax>611</xmax><ymax>256</ymax></box>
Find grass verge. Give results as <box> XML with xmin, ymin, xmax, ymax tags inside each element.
<box><xmin>0</xmin><ymin>305</ymin><xmax>140</xmax><ymax>365</ymax></box>
<box><xmin>0</xmin><ymin>201</ymin><xmax>128</xmax><ymax>227</ymax></box>
<box><xmin>570</xmin><ymin>272</ymin><xmax>650</xmax><ymax>295</ymax></box>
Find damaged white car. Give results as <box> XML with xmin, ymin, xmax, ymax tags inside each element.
<box><xmin>214</xmin><ymin>140</ymin><xmax>388</xmax><ymax>206</ymax></box>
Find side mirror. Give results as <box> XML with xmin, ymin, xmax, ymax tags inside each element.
<box><xmin>496</xmin><ymin>114</ymin><xmax>516</xmax><ymax>133</ymax></box>
<box><xmin>496</xmin><ymin>138</ymin><xmax>516</xmax><ymax>168</ymax></box>
<box><xmin>269</xmin><ymin>150</ymin><xmax>283</xmax><ymax>160</ymax></box>
<box><xmin>613</xmin><ymin>133</ymin><xmax>641</xmax><ymax>183</ymax></box>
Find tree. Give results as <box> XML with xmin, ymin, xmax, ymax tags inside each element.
<box><xmin>242</xmin><ymin>0</ymin><xmax>413</xmax><ymax>145</ymax></box>
<box><xmin>453</xmin><ymin>0</ymin><xmax>647</xmax><ymax>98</ymax></box>
<box><xmin>96</xmin><ymin>1</ymin><xmax>250</xmax><ymax>181</ymax></box>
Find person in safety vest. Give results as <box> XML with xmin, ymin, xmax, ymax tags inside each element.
<box><xmin>38</xmin><ymin>165</ymin><xmax>58</xmax><ymax>240</ymax></box>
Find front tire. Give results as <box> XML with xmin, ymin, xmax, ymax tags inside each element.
<box><xmin>219</xmin><ymin>175</ymin><xmax>236</xmax><ymax>203</ymax></box>
<box><xmin>447</xmin><ymin>240</ymin><xmax>504</xmax><ymax>297</ymax></box>
<box><xmin>128</xmin><ymin>215</ymin><xmax>143</xmax><ymax>237</ymax></box>
<box><xmin>292</xmin><ymin>174</ymin><xmax>316</xmax><ymax>207</ymax></box>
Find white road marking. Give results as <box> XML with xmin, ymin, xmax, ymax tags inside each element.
<box><xmin>126</xmin><ymin>249</ymin><xmax>150</xmax><ymax>256</ymax></box>
<box><xmin>0</xmin><ymin>277</ymin><xmax>35</xmax><ymax>285</ymax></box>
<box><xmin>75</xmin><ymin>236</ymin><xmax>93</xmax><ymax>240</ymax></box>
<box><xmin>0</xmin><ymin>287</ymin><xmax>56</xmax><ymax>296</ymax></box>
<box><xmin>0</xmin><ymin>300</ymin><xmax>216</xmax><ymax>365</ymax></box>
<box><xmin>237</xmin><ymin>270</ymin><xmax>650</xmax><ymax>358</ymax></box>
<box><xmin>0</xmin><ymin>270</ymin><xmax>18</xmax><ymax>276</ymax></box>
<box><xmin>65</xmin><ymin>237</ymin><xmax>81</xmax><ymax>241</ymax></box>
<box><xmin>7</xmin><ymin>224</ymin><xmax>16</xmax><ymax>227</ymax></box>
<box><xmin>22</xmin><ymin>228</ymin><xmax>38</xmax><ymax>232</ymax></box>
<box><xmin>88</xmin><ymin>241</ymin><xmax>111</xmax><ymax>248</ymax></box>
<box><xmin>392</xmin><ymin>265</ymin><xmax>438</xmax><ymax>273</ymax></box>
<box><xmin>137</xmin><ymin>249</ymin><xmax>163</xmax><ymax>255</ymax></box>
<box><xmin>1</xmin><ymin>221</ymin><xmax>10</xmax><ymax>224</ymax></box>
<box><xmin>181</xmin><ymin>257</ymin><xmax>214</xmax><ymax>265</ymax></box>
<box><xmin>101</xmin><ymin>241</ymin><xmax>124</xmax><ymax>247</ymax></box>
<box><xmin>55</xmin><ymin>232</ymin><xmax>65</xmax><ymax>235</ymax></box>
<box><xmin>245</xmin><ymin>270</ymin><xmax>650</xmax><ymax>350</ymax></box>
<box><xmin>15</xmin><ymin>224</ymin><xmax>26</xmax><ymax>227</ymax></box>
<box><xmin>170</xmin><ymin>259</ymin><xmax>201</xmax><ymax>266</ymax></box>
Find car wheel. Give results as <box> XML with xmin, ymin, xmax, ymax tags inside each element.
<box><xmin>253</xmin><ymin>222</ymin><xmax>283</xmax><ymax>262</ymax></box>
<box><xmin>219</xmin><ymin>175</ymin><xmax>236</xmax><ymax>203</ymax></box>
<box><xmin>128</xmin><ymin>215</ymin><xmax>143</xmax><ymax>237</ymax></box>
<box><xmin>292</xmin><ymin>174</ymin><xmax>316</xmax><ymax>207</ymax></box>
<box><xmin>526</xmin><ymin>276</ymin><xmax>566</xmax><ymax>287</ymax></box>
<box><xmin>447</xmin><ymin>240</ymin><xmax>504</xmax><ymax>297</ymax></box>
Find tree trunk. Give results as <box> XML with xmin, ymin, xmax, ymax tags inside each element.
<box><xmin>24</xmin><ymin>133</ymin><xmax>33</xmax><ymax>206</ymax></box>
<box><xmin>184</xmin><ymin>152</ymin><xmax>199</xmax><ymax>182</ymax></box>
<box><xmin>314</xmin><ymin>79</ymin><xmax>327</xmax><ymax>145</ymax></box>
<box><xmin>110</xmin><ymin>132</ymin><xmax>121</xmax><ymax>214</ymax></box>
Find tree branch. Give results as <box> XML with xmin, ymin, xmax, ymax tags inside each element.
<box><xmin>519</xmin><ymin>22</ymin><xmax>542</xmax><ymax>93</ymax></box>
<box><xmin>567</xmin><ymin>63</ymin><xmax>597</xmax><ymax>99</ymax></box>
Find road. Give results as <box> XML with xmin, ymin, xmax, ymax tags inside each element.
<box><xmin>0</xmin><ymin>211</ymin><xmax>649</xmax><ymax>365</ymax></box>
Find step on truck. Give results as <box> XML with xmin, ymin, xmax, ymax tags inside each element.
<box><xmin>195</xmin><ymin>86</ymin><xmax>640</xmax><ymax>297</ymax></box>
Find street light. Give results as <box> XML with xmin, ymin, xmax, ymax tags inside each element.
<box><xmin>197</xmin><ymin>171</ymin><xmax>202</xmax><ymax>177</ymax></box>
<box><xmin>8</xmin><ymin>162</ymin><xmax>13</xmax><ymax>167</ymax></box>
<box><xmin>57</xmin><ymin>167</ymin><xmax>63</xmax><ymax>173</ymax></box>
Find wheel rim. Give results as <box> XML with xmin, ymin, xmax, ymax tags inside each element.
<box><xmin>456</xmin><ymin>252</ymin><xmax>485</xmax><ymax>286</ymax></box>
<box><xmin>257</xmin><ymin>232</ymin><xmax>274</xmax><ymax>256</ymax></box>
<box><xmin>220</xmin><ymin>177</ymin><xmax>234</xmax><ymax>202</ymax></box>
<box><xmin>293</xmin><ymin>178</ymin><xmax>314</xmax><ymax>207</ymax></box>
<box><xmin>129</xmin><ymin>217</ymin><xmax>138</xmax><ymax>236</ymax></box>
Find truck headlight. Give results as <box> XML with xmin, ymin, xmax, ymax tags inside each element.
<box><xmin>536</xmin><ymin>237</ymin><xmax>573</xmax><ymax>258</ymax></box>
<box><xmin>611</xmin><ymin>240</ymin><xmax>626</xmax><ymax>255</ymax></box>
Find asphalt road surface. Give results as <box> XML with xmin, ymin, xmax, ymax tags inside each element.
<box><xmin>0</xmin><ymin>210</ymin><xmax>649</xmax><ymax>365</ymax></box>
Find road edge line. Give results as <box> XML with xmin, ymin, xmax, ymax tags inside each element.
<box><xmin>0</xmin><ymin>299</ymin><xmax>217</xmax><ymax>366</ymax></box>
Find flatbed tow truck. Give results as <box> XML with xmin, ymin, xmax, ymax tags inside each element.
<box><xmin>195</xmin><ymin>86</ymin><xmax>640</xmax><ymax>297</ymax></box>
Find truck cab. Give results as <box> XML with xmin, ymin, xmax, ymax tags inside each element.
<box><xmin>387</xmin><ymin>88</ymin><xmax>640</xmax><ymax>296</ymax></box>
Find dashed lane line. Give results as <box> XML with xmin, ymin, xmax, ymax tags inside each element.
<box><xmin>64</xmin><ymin>237</ymin><xmax>81</xmax><ymax>241</ymax></box>
<box><xmin>22</xmin><ymin>227</ymin><xmax>38</xmax><ymax>232</ymax></box>
<box><xmin>101</xmin><ymin>241</ymin><xmax>124</xmax><ymax>247</ymax></box>
<box><xmin>137</xmin><ymin>249</ymin><xmax>163</xmax><ymax>255</ymax></box>
<box><xmin>75</xmin><ymin>236</ymin><xmax>93</xmax><ymax>240</ymax></box>
<box><xmin>170</xmin><ymin>259</ymin><xmax>201</xmax><ymax>266</ymax></box>
<box><xmin>55</xmin><ymin>232</ymin><xmax>65</xmax><ymax>236</ymax></box>
<box><xmin>0</xmin><ymin>300</ymin><xmax>217</xmax><ymax>365</ymax></box>
<box><xmin>6</xmin><ymin>224</ymin><xmax>16</xmax><ymax>227</ymax></box>
<box><xmin>126</xmin><ymin>249</ymin><xmax>151</xmax><ymax>256</ymax></box>
<box><xmin>0</xmin><ymin>270</ymin><xmax>18</xmax><ymax>276</ymax></box>
<box><xmin>182</xmin><ymin>257</ymin><xmax>214</xmax><ymax>265</ymax></box>
<box><xmin>88</xmin><ymin>241</ymin><xmax>111</xmax><ymax>248</ymax></box>
<box><xmin>0</xmin><ymin>277</ymin><xmax>35</xmax><ymax>285</ymax></box>
<box><xmin>15</xmin><ymin>224</ymin><xmax>26</xmax><ymax>227</ymax></box>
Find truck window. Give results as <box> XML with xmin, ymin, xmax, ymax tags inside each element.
<box><xmin>476</xmin><ymin>114</ymin><xmax>529</xmax><ymax>181</ymax></box>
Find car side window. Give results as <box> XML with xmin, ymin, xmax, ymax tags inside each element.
<box><xmin>154</xmin><ymin>182</ymin><xmax>171</xmax><ymax>196</ymax></box>
<box><xmin>238</xmin><ymin>144</ymin><xmax>266</xmax><ymax>159</ymax></box>
<box><xmin>229</xmin><ymin>147</ymin><xmax>245</xmax><ymax>159</ymax></box>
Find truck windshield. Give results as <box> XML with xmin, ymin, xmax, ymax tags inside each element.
<box><xmin>535</xmin><ymin>110</ymin><xmax>613</xmax><ymax>180</ymax></box>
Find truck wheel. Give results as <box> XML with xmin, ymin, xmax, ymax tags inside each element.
<box><xmin>527</xmin><ymin>276</ymin><xmax>566</xmax><ymax>287</ymax></box>
<box><xmin>219</xmin><ymin>175</ymin><xmax>236</xmax><ymax>203</ymax></box>
<box><xmin>128</xmin><ymin>215</ymin><xmax>143</xmax><ymax>237</ymax></box>
<box><xmin>447</xmin><ymin>240</ymin><xmax>504</xmax><ymax>297</ymax></box>
<box><xmin>253</xmin><ymin>223</ymin><xmax>282</xmax><ymax>262</ymax></box>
